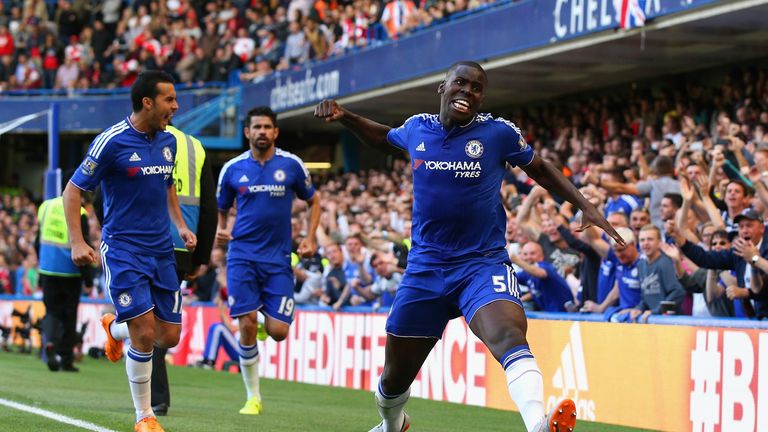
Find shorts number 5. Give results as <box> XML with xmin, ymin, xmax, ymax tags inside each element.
<box><xmin>492</xmin><ymin>265</ymin><xmax>519</xmax><ymax>297</ymax></box>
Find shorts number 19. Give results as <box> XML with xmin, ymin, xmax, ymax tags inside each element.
<box><xmin>278</xmin><ymin>296</ymin><xmax>295</xmax><ymax>317</ymax></box>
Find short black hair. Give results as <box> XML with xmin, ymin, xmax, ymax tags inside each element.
<box><xmin>605</xmin><ymin>167</ymin><xmax>627</xmax><ymax>183</ymax></box>
<box><xmin>663</xmin><ymin>193</ymin><xmax>683</xmax><ymax>209</ymax></box>
<box><xmin>727</xmin><ymin>179</ymin><xmax>754</xmax><ymax>197</ymax></box>
<box><xmin>245</xmin><ymin>106</ymin><xmax>277</xmax><ymax>127</ymax></box>
<box><xmin>710</xmin><ymin>229</ymin><xmax>729</xmax><ymax>245</ymax></box>
<box><xmin>446</xmin><ymin>61</ymin><xmax>487</xmax><ymax>80</ymax></box>
<box><xmin>130</xmin><ymin>70</ymin><xmax>175</xmax><ymax>112</ymax></box>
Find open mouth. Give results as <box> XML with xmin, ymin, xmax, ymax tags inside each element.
<box><xmin>451</xmin><ymin>99</ymin><xmax>471</xmax><ymax>113</ymax></box>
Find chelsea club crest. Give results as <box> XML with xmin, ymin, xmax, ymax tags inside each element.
<box><xmin>162</xmin><ymin>146</ymin><xmax>173</xmax><ymax>162</ymax></box>
<box><xmin>118</xmin><ymin>293</ymin><xmax>132</xmax><ymax>307</ymax></box>
<box><xmin>274</xmin><ymin>169</ymin><xmax>286</xmax><ymax>182</ymax></box>
<box><xmin>465</xmin><ymin>140</ymin><xmax>484</xmax><ymax>158</ymax></box>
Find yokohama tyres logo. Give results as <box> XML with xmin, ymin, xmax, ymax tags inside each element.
<box><xmin>412</xmin><ymin>160</ymin><xmax>481</xmax><ymax>171</ymax></box>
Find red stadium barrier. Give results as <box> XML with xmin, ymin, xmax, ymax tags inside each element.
<box><xmin>2</xmin><ymin>298</ymin><xmax>767</xmax><ymax>431</ymax></box>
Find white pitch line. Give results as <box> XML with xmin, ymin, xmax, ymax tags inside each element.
<box><xmin>0</xmin><ymin>397</ymin><xmax>119</xmax><ymax>432</ymax></box>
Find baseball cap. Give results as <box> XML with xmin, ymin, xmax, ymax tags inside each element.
<box><xmin>734</xmin><ymin>208</ymin><xmax>762</xmax><ymax>225</ymax></box>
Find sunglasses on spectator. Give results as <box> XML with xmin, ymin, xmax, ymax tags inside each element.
<box><xmin>710</xmin><ymin>241</ymin><xmax>729</xmax><ymax>247</ymax></box>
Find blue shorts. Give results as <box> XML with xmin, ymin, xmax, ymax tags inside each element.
<box><xmin>386</xmin><ymin>260</ymin><xmax>522</xmax><ymax>338</ymax></box>
<box><xmin>227</xmin><ymin>259</ymin><xmax>295</xmax><ymax>324</ymax></box>
<box><xmin>100</xmin><ymin>242</ymin><xmax>181</xmax><ymax>324</ymax></box>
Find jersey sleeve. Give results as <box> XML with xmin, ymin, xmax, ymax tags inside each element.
<box><xmin>515</xmin><ymin>269</ymin><xmax>531</xmax><ymax>285</ymax></box>
<box><xmin>539</xmin><ymin>262</ymin><xmax>559</xmax><ymax>282</ymax></box>
<box><xmin>635</xmin><ymin>180</ymin><xmax>652</xmax><ymax>197</ymax></box>
<box><xmin>386</xmin><ymin>114</ymin><xmax>422</xmax><ymax>151</ymax></box>
<box><xmin>291</xmin><ymin>157</ymin><xmax>315</xmax><ymax>201</ymax></box>
<box><xmin>216</xmin><ymin>162</ymin><xmax>235</xmax><ymax>211</ymax></box>
<box><xmin>70</xmin><ymin>133</ymin><xmax>116</xmax><ymax>192</ymax></box>
<box><xmin>496</xmin><ymin>117</ymin><xmax>535</xmax><ymax>168</ymax></box>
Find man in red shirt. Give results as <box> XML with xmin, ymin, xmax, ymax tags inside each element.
<box><xmin>0</xmin><ymin>25</ymin><xmax>14</xmax><ymax>57</ymax></box>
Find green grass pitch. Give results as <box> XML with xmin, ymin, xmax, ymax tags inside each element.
<box><xmin>0</xmin><ymin>353</ymin><xmax>650</xmax><ymax>431</ymax></box>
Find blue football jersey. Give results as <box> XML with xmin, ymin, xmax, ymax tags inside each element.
<box><xmin>616</xmin><ymin>259</ymin><xmax>641</xmax><ymax>309</ymax></box>
<box><xmin>515</xmin><ymin>261</ymin><xmax>573</xmax><ymax>312</ymax></box>
<box><xmin>70</xmin><ymin>118</ymin><xmax>176</xmax><ymax>255</ymax></box>
<box><xmin>217</xmin><ymin>149</ymin><xmax>315</xmax><ymax>265</ymax></box>
<box><xmin>597</xmin><ymin>250</ymin><xmax>618</xmax><ymax>304</ymax></box>
<box><xmin>387</xmin><ymin>113</ymin><xmax>534</xmax><ymax>266</ymax></box>
<box><xmin>604</xmin><ymin>195</ymin><xmax>643</xmax><ymax>218</ymax></box>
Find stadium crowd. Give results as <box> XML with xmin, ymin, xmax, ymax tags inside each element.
<box><xmin>1</xmin><ymin>65</ymin><xmax>768</xmax><ymax>324</ymax></box>
<box><xmin>0</xmin><ymin>0</ymin><xmax>500</xmax><ymax>91</ymax></box>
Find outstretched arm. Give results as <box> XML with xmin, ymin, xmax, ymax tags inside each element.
<box><xmin>583</xmin><ymin>226</ymin><xmax>611</xmax><ymax>258</ymax></box>
<box><xmin>516</xmin><ymin>186</ymin><xmax>545</xmax><ymax>241</ymax></box>
<box><xmin>692</xmin><ymin>174</ymin><xmax>725</xmax><ymax>229</ymax></box>
<box><xmin>509</xmin><ymin>254</ymin><xmax>547</xmax><ymax>279</ymax></box>
<box><xmin>585</xmin><ymin>170</ymin><xmax>641</xmax><ymax>196</ymax></box>
<box><xmin>557</xmin><ymin>225</ymin><xmax>598</xmax><ymax>258</ymax></box>
<box><xmin>522</xmin><ymin>154</ymin><xmax>625</xmax><ymax>246</ymax></box>
<box><xmin>677</xmin><ymin>178</ymin><xmax>703</xmax><ymax>244</ymax></box>
<box><xmin>314</xmin><ymin>100</ymin><xmax>391</xmax><ymax>148</ymax></box>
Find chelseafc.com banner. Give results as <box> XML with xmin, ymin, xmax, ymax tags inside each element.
<box><xmin>1</xmin><ymin>299</ymin><xmax>767</xmax><ymax>432</ymax></box>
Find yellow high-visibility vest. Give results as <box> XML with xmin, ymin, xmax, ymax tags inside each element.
<box><xmin>167</xmin><ymin>126</ymin><xmax>206</xmax><ymax>251</ymax></box>
<box><xmin>38</xmin><ymin>197</ymin><xmax>87</xmax><ymax>277</ymax></box>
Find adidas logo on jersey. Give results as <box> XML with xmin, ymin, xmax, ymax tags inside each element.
<box><xmin>416</xmin><ymin>142</ymin><xmax>426</xmax><ymax>151</ymax></box>
<box><xmin>129</xmin><ymin>152</ymin><xmax>141</xmax><ymax>162</ymax></box>
<box><xmin>239</xmin><ymin>174</ymin><xmax>250</xmax><ymax>183</ymax></box>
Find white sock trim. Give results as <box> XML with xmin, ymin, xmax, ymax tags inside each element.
<box><xmin>375</xmin><ymin>387</ymin><xmax>410</xmax><ymax>408</ymax></box>
<box><xmin>240</xmin><ymin>355</ymin><xmax>260</xmax><ymax>400</ymax></box>
<box><xmin>126</xmin><ymin>354</ymin><xmax>153</xmax><ymax>422</ymax></box>
<box><xmin>375</xmin><ymin>384</ymin><xmax>410</xmax><ymax>432</ymax></box>
<box><xmin>505</xmin><ymin>357</ymin><xmax>545</xmax><ymax>432</ymax></box>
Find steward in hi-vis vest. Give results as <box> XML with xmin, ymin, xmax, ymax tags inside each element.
<box><xmin>153</xmin><ymin>125</ymin><xmax>217</xmax><ymax>415</ymax></box>
<box><xmin>165</xmin><ymin>125</ymin><xmax>217</xmax><ymax>277</ymax></box>
<box><xmin>37</xmin><ymin>194</ymin><xmax>95</xmax><ymax>372</ymax></box>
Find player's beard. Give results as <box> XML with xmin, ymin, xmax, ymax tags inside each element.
<box><xmin>252</xmin><ymin>138</ymin><xmax>273</xmax><ymax>153</ymax></box>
